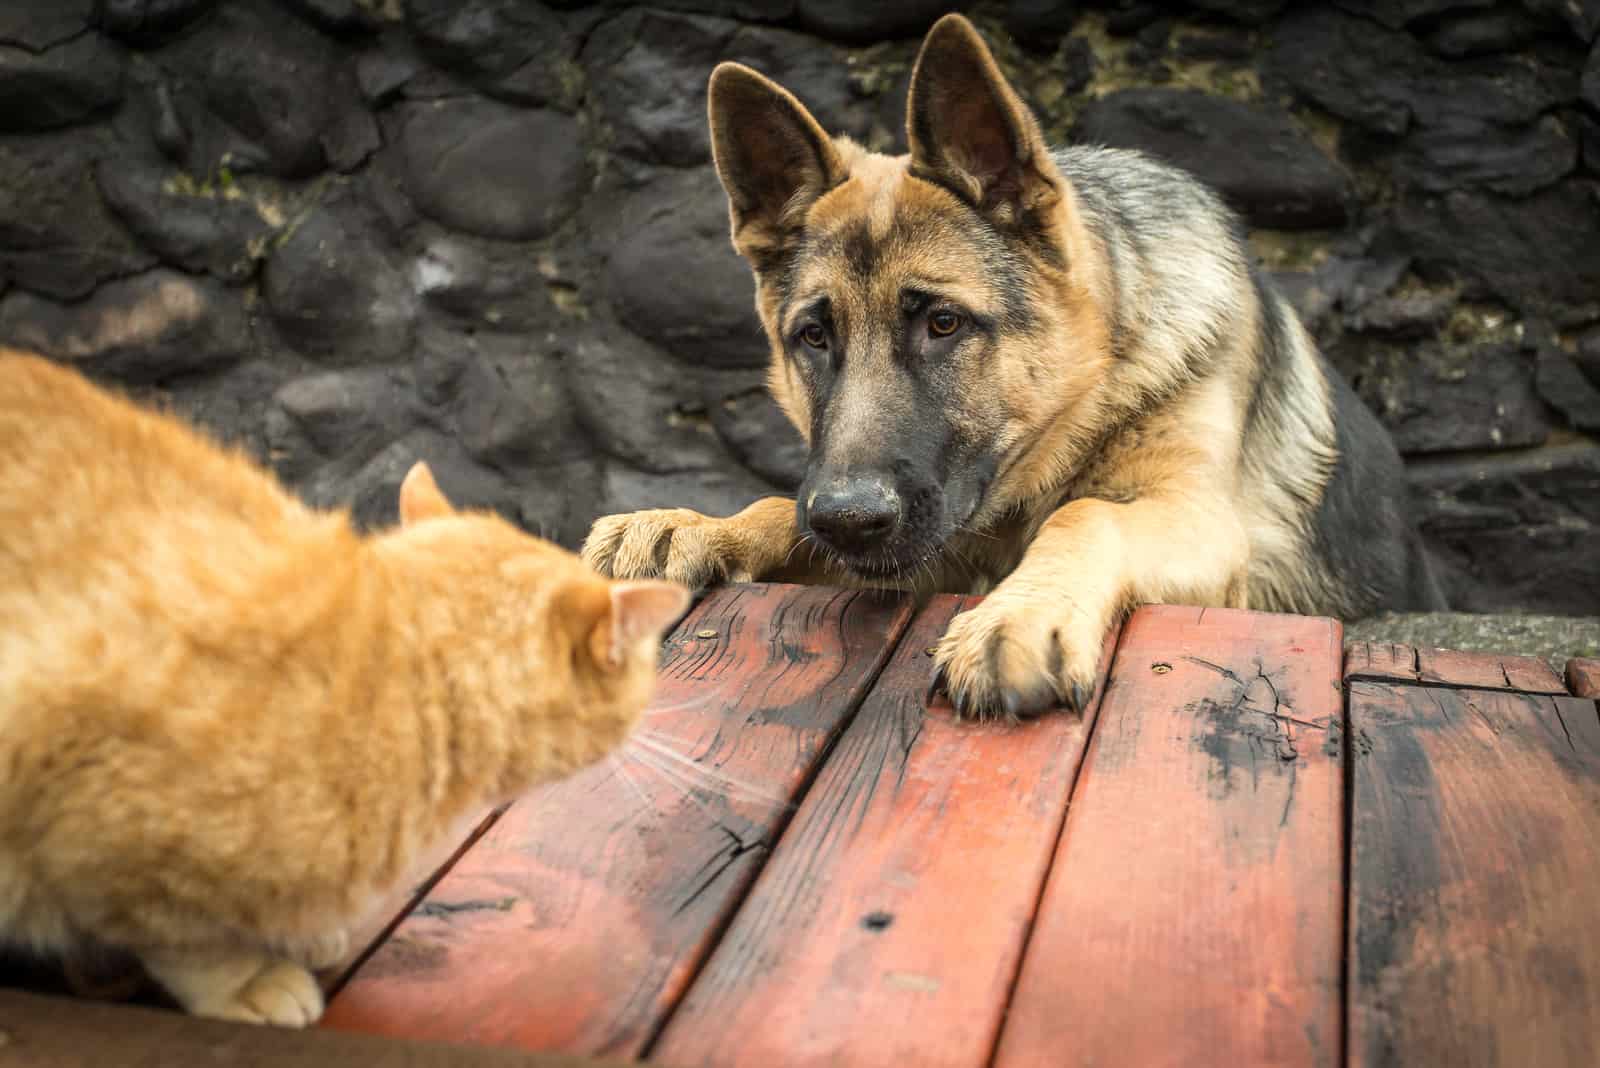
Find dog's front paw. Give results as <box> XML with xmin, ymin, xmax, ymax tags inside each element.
<box><xmin>932</xmin><ymin>594</ymin><xmax>1107</xmax><ymax>721</ymax></box>
<box><xmin>581</xmin><ymin>508</ymin><xmax>755</xmax><ymax>589</ymax></box>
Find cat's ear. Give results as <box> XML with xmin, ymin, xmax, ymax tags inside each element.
<box><xmin>708</xmin><ymin>61</ymin><xmax>846</xmax><ymax>267</ymax></box>
<box><xmin>398</xmin><ymin>462</ymin><xmax>454</xmax><ymax>526</ymax></box>
<box><xmin>592</xmin><ymin>580</ymin><xmax>691</xmax><ymax>669</ymax></box>
<box><xmin>905</xmin><ymin>14</ymin><xmax>1061</xmax><ymax>227</ymax></box>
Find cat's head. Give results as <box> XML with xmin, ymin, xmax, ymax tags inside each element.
<box><xmin>387</xmin><ymin>462</ymin><xmax>691</xmax><ymax>782</ymax></box>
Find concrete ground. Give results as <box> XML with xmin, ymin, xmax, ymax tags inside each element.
<box><xmin>1344</xmin><ymin>612</ymin><xmax>1600</xmax><ymax>674</ymax></box>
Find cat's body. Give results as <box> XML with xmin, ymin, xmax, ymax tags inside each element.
<box><xmin>0</xmin><ymin>350</ymin><xmax>687</xmax><ymax>1026</ymax></box>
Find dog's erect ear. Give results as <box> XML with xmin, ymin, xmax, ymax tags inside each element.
<box><xmin>708</xmin><ymin>62</ymin><xmax>846</xmax><ymax>268</ymax></box>
<box><xmin>906</xmin><ymin>14</ymin><xmax>1061</xmax><ymax>227</ymax></box>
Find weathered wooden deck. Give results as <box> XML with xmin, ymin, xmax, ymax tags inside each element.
<box><xmin>6</xmin><ymin>582</ymin><xmax>1600</xmax><ymax>1067</ymax></box>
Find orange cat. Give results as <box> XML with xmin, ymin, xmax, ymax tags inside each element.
<box><xmin>0</xmin><ymin>349</ymin><xmax>688</xmax><ymax>1027</ymax></box>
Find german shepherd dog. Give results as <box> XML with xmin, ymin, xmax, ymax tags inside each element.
<box><xmin>582</xmin><ymin>14</ymin><xmax>1445</xmax><ymax>719</ymax></box>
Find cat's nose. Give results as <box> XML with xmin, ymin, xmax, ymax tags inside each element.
<box><xmin>804</xmin><ymin>478</ymin><xmax>902</xmax><ymax>554</ymax></box>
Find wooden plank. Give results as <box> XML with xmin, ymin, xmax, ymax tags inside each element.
<box><xmin>648</xmin><ymin>594</ymin><xmax>1115</xmax><ymax>1068</ymax></box>
<box><xmin>0</xmin><ymin>989</ymin><xmax>628</xmax><ymax>1068</ymax></box>
<box><xmin>322</xmin><ymin>583</ymin><xmax>913</xmax><ymax>1058</ymax></box>
<box><xmin>1567</xmin><ymin>657</ymin><xmax>1600</xmax><ymax>698</ymax></box>
<box><xmin>993</xmin><ymin>606</ymin><xmax>1346</xmax><ymax>1068</ymax></box>
<box><xmin>1417</xmin><ymin>647</ymin><xmax>1567</xmax><ymax>694</ymax></box>
<box><xmin>1345</xmin><ymin>640</ymin><xmax>1421</xmax><ymax>684</ymax></box>
<box><xmin>1346</xmin><ymin>641</ymin><xmax>1567</xmax><ymax>694</ymax></box>
<box><xmin>1347</xmin><ymin>680</ymin><xmax>1600</xmax><ymax>1066</ymax></box>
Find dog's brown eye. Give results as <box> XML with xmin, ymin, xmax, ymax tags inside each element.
<box><xmin>928</xmin><ymin>311</ymin><xmax>963</xmax><ymax>338</ymax></box>
<box><xmin>800</xmin><ymin>324</ymin><xmax>827</xmax><ymax>349</ymax></box>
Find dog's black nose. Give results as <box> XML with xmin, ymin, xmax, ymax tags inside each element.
<box><xmin>805</xmin><ymin>480</ymin><xmax>902</xmax><ymax>554</ymax></box>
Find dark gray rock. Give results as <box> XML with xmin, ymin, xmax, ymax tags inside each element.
<box><xmin>356</xmin><ymin>43</ymin><xmax>424</xmax><ymax>105</ymax></box>
<box><xmin>1585</xmin><ymin>38</ymin><xmax>1600</xmax><ymax>110</ymax></box>
<box><xmin>1334</xmin><ymin>0</ymin><xmax>1493</xmax><ymax>28</ymax></box>
<box><xmin>1334</xmin><ymin>336</ymin><xmax>1550</xmax><ymax>454</ymax></box>
<box><xmin>602</xmin><ymin>462</ymin><xmax>777</xmax><ymax>520</ymax></box>
<box><xmin>295</xmin><ymin>427</ymin><xmax>523</xmax><ymax>532</ymax></box>
<box><xmin>795</xmin><ymin>0</ymin><xmax>955</xmax><ymax>43</ymax></box>
<box><xmin>155</xmin><ymin>0</ymin><xmax>372</xmax><ymax>178</ymax></box>
<box><xmin>278</xmin><ymin>0</ymin><xmax>383</xmax><ymax>33</ymax></box>
<box><xmin>1266</xmin><ymin>8</ymin><xmax>1570</xmax><ymax>136</ymax></box>
<box><xmin>1523</xmin><ymin>0</ymin><xmax>1600</xmax><ymax>42</ymax></box>
<box><xmin>1344</xmin><ymin>289</ymin><xmax>1455</xmax><ymax>337</ymax></box>
<box><xmin>1187</xmin><ymin>0</ymin><xmax>1288</xmax><ymax>22</ymax></box>
<box><xmin>1577</xmin><ymin>327</ymin><xmax>1600</xmax><ymax>388</ymax></box>
<box><xmin>1265</xmin><ymin>10</ymin><xmax>1418</xmax><ymax>135</ymax></box>
<box><xmin>405</xmin><ymin>0</ymin><xmax>580</xmax><ymax>109</ymax></box>
<box><xmin>409</xmin><ymin>231</ymin><xmax>561</xmax><ymax>331</ymax></box>
<box><xmin>1005</xmin><ymin>0</ymin><xmax>1079</xmax><ymax>51</ymax></box>
<box><xmin>0</xmin><ymin>36</ymin><xmax>124</xmax><ymax>132</ymax></box>
<box><xmin>1073</xmin><ymin>89</ymin><xmax>1352</xmax><ymax>229</ymax></box>
<box><xmin>563</xmin><ymin>324</ymin><xmax>733</xmax><ymax>473</ymax></box>
<box><xmin>263</xmin><ymin>192</ymin><xmax>417</xmax><ymax>363</ymax></box>
<box><xmin>707</xmin><ymin>377</ymin><xmax>807</xmax><ymax>489</ymax></box>
<box><xmin>0</xmin><ymin>0</ymin><xmax>95</xmax><ymax>50</ymax></box>
<box><xmin>0</xmin><ymin>132</ymin><xmax>156</xmax><ymax>300</ymax></box>
<box><xmin>1410</xmin><ymin>442</ymin><xmax>1600</xmax><ymax>615</ymax></box>
<box><xmin>402</xmin><ymin>99</ymin><xmax>587</xmax><ymax>240</ymax></box>
<box><xmin>0</xmin><ymin>269</ymin><xmax>248</xmax><ymax>384</ymax></box>
<box><xmin>266</xmin><ymin>367</ymin><xmax>417</xmax><ymax>482</ymax></box>
<box><xmin>1425</xmin><ymin>8</ymin><xmax>1545</xmax><ymax>56</ymax></box>
<box><xmin>1172</xmin><ymin>25</ymin><xmax>1255</xmax><ymax>60</ymax></box>
<box><xmin>1390</xmin><ymin>114</ymin><xmax>1576</xmax><ymax>195</ymax></box>
<box><xmin>1271</xmin><ymin>253</ymin><xmax>1413</xmax><ymax>337</ymax></box>
<box><xmin>584</xmin><ymin>11</ymin><xmax>868</xmax><ymax>170</ymax></box>
<box><xmin>95</xmin><ymin>160</ymin><xmax>279</xmax><ymax>283</ymax></box>
<box><xmin>583</xmin><ymin>9</ymin><xmax>731</xmax><ymax>168</ymax></box>
<box><xmin>1577</xmin><ymin>110</ymin><xmax>1600</xmax><ymax>172</ymax></box>
<box><xmin>628</xmin><ymin>0</ymin><xmax>795</xmax><ymax>18</ymax></box>
<box><xmin>1536</xmin><ymin>344</ymin><xmax>1600</xmax><ymax>430</ymax></box>
<box><xmin>133</xmin><ymin>358</ymin><xmax>302</xmax><ymax>462</ymax></box>
<box><xmin>600</xmin><ymin>167</ymin><xmax>767</xmax><ymax>369</ymax></box>
<box><xmin>1392</xmin><ymin>181</ymin><xmax>1600</xmax><ymax>317</ymax></box>
<box><xmin>443</xmin><ymin>330</ymin><xmax>585</xmax><ymax>471</ymax></box>
<box><xmin>1102</xmin><ymin>1</ymin><xmax>1166</xmax><ymax>35</ymax></box>
<box><xmin>96</xmin><ymin>0</ymin><xmax>217</xmax><ymax>42</ymax></box>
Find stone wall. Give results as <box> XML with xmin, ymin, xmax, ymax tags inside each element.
<box><xmin>1</xmin><ymin>0</ymin><xmax>1596</xmax><ymax>616</ymax></box>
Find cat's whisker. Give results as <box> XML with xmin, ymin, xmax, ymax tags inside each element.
<box><xmin>639</xmin><ymin>692</ymin><xmax>721</xmax><ymax>719</ymax></box>
<box><xmin>607</xmin><ymin>754</ymin><xmax>654</xmax><ymax>813</ymax></box>
<box><xmin>629</xmin><ymin>733</ymin><xmax>794</xmax><ymax>809</ymax></box>
<box><xmin>620</xmin><ymin>749</ymin><xmax>736</xmax><ymax>825</ymax></box>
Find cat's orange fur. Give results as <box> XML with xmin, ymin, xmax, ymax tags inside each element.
<box><xmin>0</xmin><ymin>349</ymin><xmax>689</xmax><ymax>1027</ymax></box>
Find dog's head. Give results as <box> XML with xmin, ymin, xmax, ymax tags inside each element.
<box><xmin>707</xmin><ymin>14</ymin><xmax>1109</xmax><ymax>579</ymax></box>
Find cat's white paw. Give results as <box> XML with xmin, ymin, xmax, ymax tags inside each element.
<box><xmin>141</xmin><ymin>950</ymin><xmax>326</xmax><ymax>1029</ymax></box>
<box><xmin>216</xmin><ymin>960</ymin><xmax>324</xmax><ymax>1028</ymax></box>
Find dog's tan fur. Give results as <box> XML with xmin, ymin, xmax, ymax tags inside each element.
<box><xmin>584</xmin><ymin>14</ymin><xmax>1441</xmax><ymax>718</ymax></box>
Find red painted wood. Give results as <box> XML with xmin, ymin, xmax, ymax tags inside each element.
<box><xmin>1347</xmin><ymin>680</ymin><xmax>1600</xmax><ymax>1066</ymax></box>
<box><xmin>1567</xmin><ymin>657</ymin><xmax>1600</xmax><ymax>698</ymax></box>
<box><xmin>649</xmin><ymin>594</ymin><xmax>1115</xmax><ymax>1068</ymax></box>
<box><xmin>1418</xmin><ymin>647</ymin><xmax>1567</xmax><ymax>693</ymax></box>
<box><xmin>993</xmin><ymin>606</ymin><xmax>1346</xmax><ymax>1068</ymax></box>
<box><xmin>1345</xmin><ymin>640</ymin><xmax>1420</xmax><ymax>683</ymax></box>
<box><xmin>1345</xmin><ymin>641</ymin><xmax>1566</xmax><ymax>693</ymax></box>
<box><xmin>322</xmin><ymin>583</ymin><xmax>913</xmax><ymax>1057</ymax></box>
